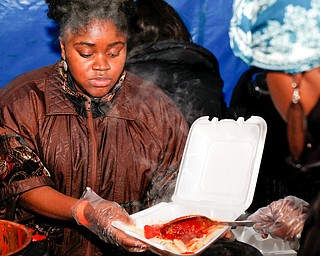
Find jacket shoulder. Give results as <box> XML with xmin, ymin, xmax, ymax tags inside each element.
<box><xmin>1</xmin><ymin>65</ymin><xmax>55</xmax><ymax>98</ymax></box>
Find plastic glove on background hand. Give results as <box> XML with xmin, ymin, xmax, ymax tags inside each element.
<box><xmin>248</xmin><ymin>196</ymin><xmax>309</xmax><ymax>250</ymax></box>
<box><xmin>72</xmin><ymin>187</ymin><xmax>147</xmax><ymax>253</ymax></box>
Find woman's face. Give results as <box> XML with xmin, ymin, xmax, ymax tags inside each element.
<box><xmin>266</xmin><ymin>67</ymin><xmax>320</xmax><ymax>121</ymax></box>
<box><xmin>60</xmin><ymin>20</ymin><xmax>127</xmax><ymax>98</ymax></box>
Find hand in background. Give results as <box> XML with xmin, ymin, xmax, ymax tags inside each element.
<box><xmin>248</xmin><ymin>196</ymin><xmax>309</xmax><ymax>250</ymax></box>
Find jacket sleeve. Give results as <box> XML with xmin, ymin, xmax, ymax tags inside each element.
<box><xmin>0</xmin><ymin>133</ymin><xmax>55</xmax><ymax>220</ymax></box>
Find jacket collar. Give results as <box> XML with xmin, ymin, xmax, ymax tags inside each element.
<box><xmin>45</xmin><ymin>63</ymin><xmax>77</xmax><ymax>116</ymax></box>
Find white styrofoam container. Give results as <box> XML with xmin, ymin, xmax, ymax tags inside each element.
<box><xmin>113</xmin><ymin>116</ymin><xmax>267</xmax><ymax>255</ymax></box>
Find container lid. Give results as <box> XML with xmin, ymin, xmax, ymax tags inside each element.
<box><xmin>172</xmin><ymin>116</ymin><xmax>267</xmax><ymax>215</ymax></box>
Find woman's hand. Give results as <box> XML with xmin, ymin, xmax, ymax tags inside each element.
<box><xmin>248</xmin><ymin>196</ymin><xmax>309</xmax><ymax>250</ymax></box>
<box><xmin>72</xmin><ymin>187</ymin><xmax>148</xmax><ymax>253</ymax></box>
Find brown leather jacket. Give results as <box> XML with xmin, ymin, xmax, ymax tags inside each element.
<box><xmin>0</xmin><ymin>62</ymin><xmax>188</xmax><ymax>255</ymax></box>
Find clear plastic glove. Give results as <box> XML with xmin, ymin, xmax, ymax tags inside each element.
<box><xmin>248</xmin><ymin>196</ymin><xmax>309</xmax><ymax>250</ymax></box>
<box><xmin>72</xmin><ymin>187</ymin><xmax>147</xmax><ymax>252</ymax></box>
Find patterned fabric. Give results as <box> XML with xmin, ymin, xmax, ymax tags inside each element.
<box><xmin>0</xmin><ymin>135</ymin><xmax>52</xmax><ymax>207</ymax></box>
<box><xmin>0</xmin><ymin>134</ymin><xmax>54</xmax><ymax>223</ymax></box>
<box><xmin>229</xmin><ymin>0</ymin><xmax>320</xmax><ymax>74</ymax></box>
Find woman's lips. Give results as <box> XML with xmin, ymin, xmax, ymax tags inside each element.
<box><xmin>89</xmin><ymin>77</ymin><xmax>112</xmax><ymax>87</ymax></box>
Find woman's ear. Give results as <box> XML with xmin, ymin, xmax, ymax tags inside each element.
<box><xmin>59</xmin><ymin>37</ymin><xmax>66</xmax><ymax>60</ymax></box>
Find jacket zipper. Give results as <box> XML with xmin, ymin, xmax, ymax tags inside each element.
<box><xmin>85</xmin><ymin>98</ymin><xmax>99</xmax><ymax>256</ymax></box>
<box><xmin>85</xmin><ymin>98</ymin><xmax>98</xmax><ymax>192</ymax></box>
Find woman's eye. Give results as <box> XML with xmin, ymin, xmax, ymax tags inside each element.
<box><xmin>108</xmin><ymin>52</ymin><xmax>120</xmax><ymax>58</ymax></box>
<box><xmin>80</xmin><ymin>53</ymin><xmax>92</xmax><ymax>58</ymax></box>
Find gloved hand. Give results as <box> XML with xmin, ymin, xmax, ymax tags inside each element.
<box><xmin>72</xmin><ymin>187</ymin><xmax>147</xmax><ymax>252</ymax></box>
<box><xmin>248</xmin><ymin>196</ymin><xmax>309</xmax><ymax>250</ymax></box>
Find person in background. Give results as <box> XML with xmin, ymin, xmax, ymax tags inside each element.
<box><xmin>226</xmin><ymin>66</ymin><xmax>292</xmax><ymax>212</ymax></box>
<box><xmin>126</xmin><ymin>0</ymin><xmax>227</xmax><ymax>126</ymax></box>
<box><xmin>229</xmin><ymin>0</ymin><xmax>320</xmax><ymax>254</ymax></box>
<box><xmin>0</xmin><ymin>0</ymin><xmax>189</xmax><ymax>255</ymax></box>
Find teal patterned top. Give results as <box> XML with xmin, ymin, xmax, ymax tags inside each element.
<box><xmin>229</xmin><ymin>0</ymin><xmax>320</xmax><ymax>74</ymax></box>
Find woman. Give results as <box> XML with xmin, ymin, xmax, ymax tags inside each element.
<box><xmin>0</xmin><ymin>0</ymin><xmax>189</xmax><ymax>255</ymax></box>
<box><xmin>229</xmin><ymin>0</ymin><xmax>320</xmax><ymax>254</ymax></box>
<box><xmin>126</xmin><ymin>0</ymin><xmax>227</xmax><ymax>126</ymax></box>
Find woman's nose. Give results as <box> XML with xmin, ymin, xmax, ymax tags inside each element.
<box><xmin>92</xmin><ymin>55</ymin><xmax>110</xmax><ymax>71</ymax></box>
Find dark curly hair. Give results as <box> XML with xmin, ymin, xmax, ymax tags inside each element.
<box><xmin>45</xmin><ymin>0</ymin><xmax>135</xmax><ymax>38</ymax></box>
<box><xmin>127</xmin><ymin>0</ymin><xmax>191</xmax><ymax>50</ymax></box>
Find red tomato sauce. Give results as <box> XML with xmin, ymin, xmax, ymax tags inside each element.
<box><xmin>144</xmin><ymin>215</ymin><xmax>214</xmax><ymax>243</ymax></box>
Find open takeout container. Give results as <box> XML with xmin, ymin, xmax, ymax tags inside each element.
<box><xmin>113</xmin><ymin>116</ymin><xmax>267</xmax><ymax>255</ymax></box>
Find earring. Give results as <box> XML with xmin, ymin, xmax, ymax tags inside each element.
<box><xmin>62</xmin><ymin>59</ymin><xmax>68</xmax><ymax>72</ymax></box>
<box><xmin>286</xmin><ymin>79</ymin><xmax>307</xmax><ymax>162</ymax></box>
